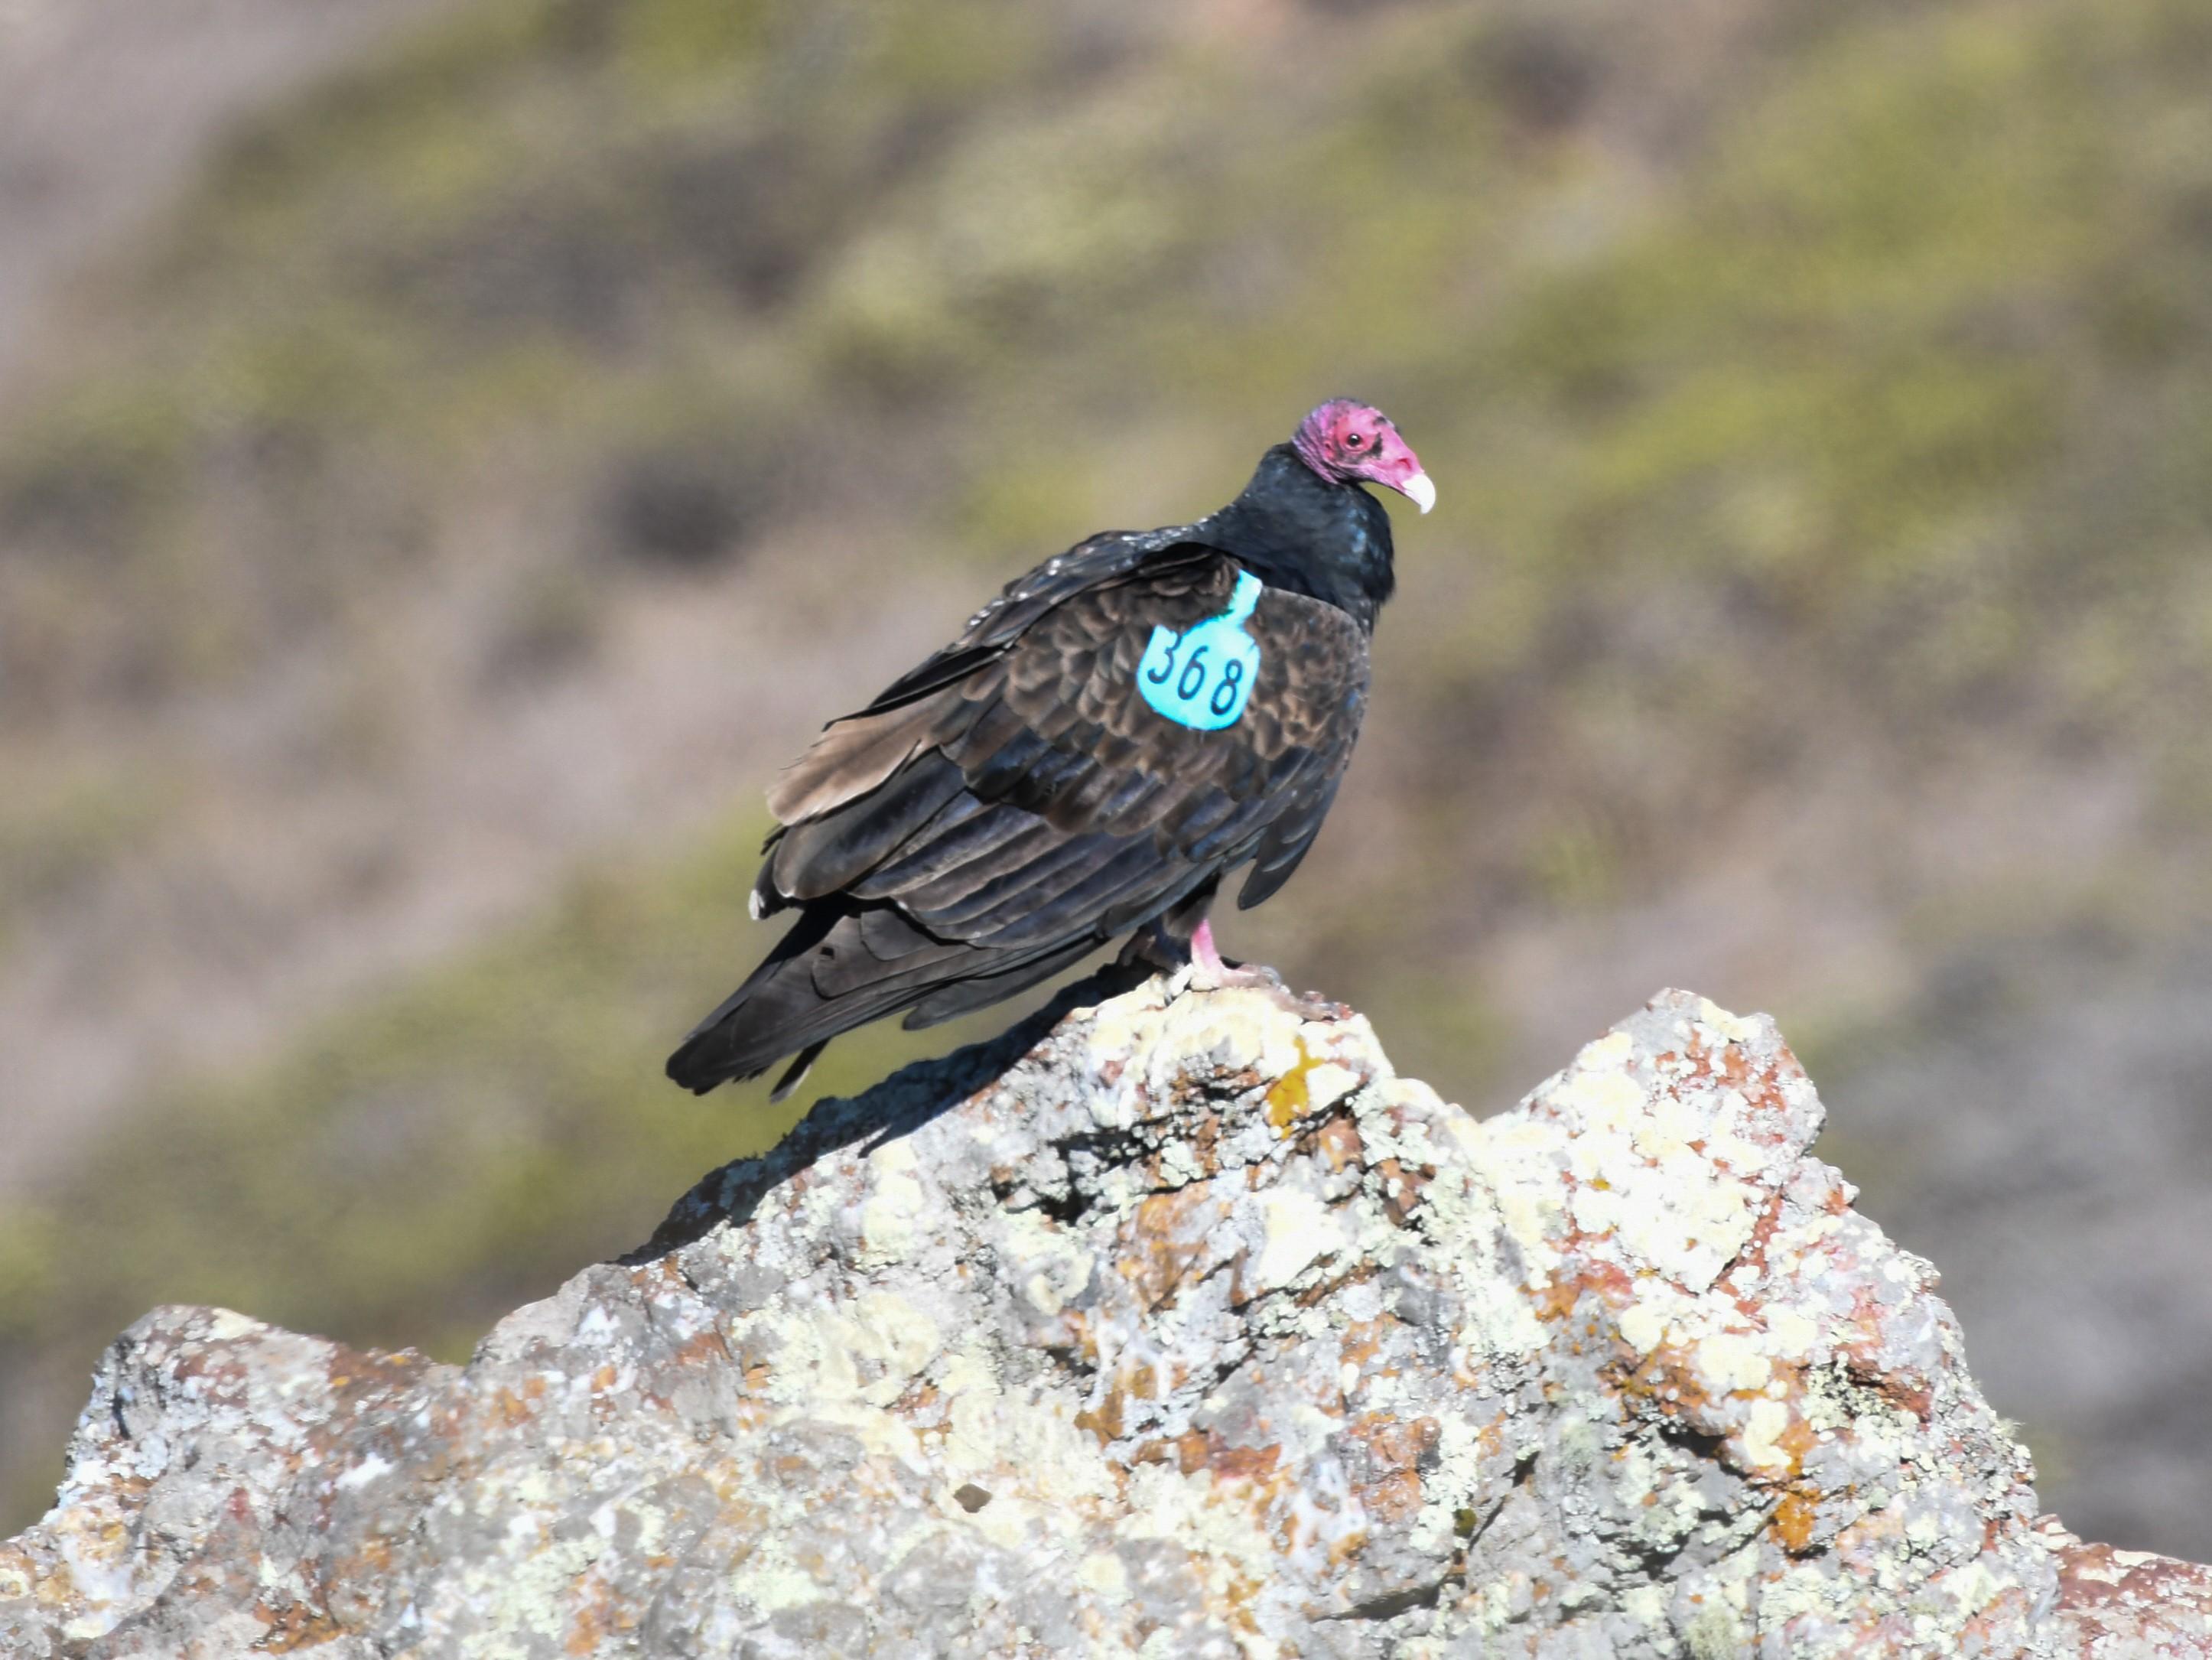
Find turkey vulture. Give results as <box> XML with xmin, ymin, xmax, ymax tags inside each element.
<box><xmin>667</xmin><ymin>399</ymin><xmax>1433</xmax><ymax>1098</ymax></box>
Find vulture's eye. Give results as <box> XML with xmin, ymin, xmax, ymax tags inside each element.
<box><xmin>1345</xmin><ymin>433</ymin><xmax>1365</xmax><ymax>449</ymax></box>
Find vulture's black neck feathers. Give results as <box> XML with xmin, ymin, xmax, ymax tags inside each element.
<box><xmin>1197</xmin><ymin>444</ymin><xmax>1397</xmax><ymax>632</ymax></box>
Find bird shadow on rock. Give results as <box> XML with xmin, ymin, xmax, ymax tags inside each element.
<box><xmin>620</xmin><ymin>959</ymin><xmax>1157</xmax><ymax>1265</ymax></box>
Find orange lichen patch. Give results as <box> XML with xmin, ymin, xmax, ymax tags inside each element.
<box><xmin>1772</xmin><ymin>1489</ymin><xmax>1821</xmax><ymax>1555</ymax></box>
<box><xmin>1343</xmin><ymin>1415</ymin><xmax>1440</xmax><ymax>1525</ymax></box>
<box><xmin>1610</xmin><ymin>1336</ymin><xmax>1822</xmax><ymax>1482</ymax></box>
<box><xmin>253</xmin><ymin>1600</ymin><xmax>350</xmax><ymax>1652</ymax></box>
<box><xmin>1358</xmin><ymin>1467</ymin><xmax>1426</xmax><ymax>1528</ymax></box>
<box><xmin>891</xmin><ymin>1380</ymin><xmax>942</xmax><ymax>1417</ymax></box>
<box><xmin>1859</xmin><ymin>1366</ymin><xmax>1934</xmax><ymax>1422</ymax></box>
<box><xmin>1118</xmin><ymin>1184</ymin><xmax>1224</xmax><ymax>1311</ymax></box>
<box><xmin>1322</xmin><ymin>1526</ymin><xmax>1374</xmax><ymax>1578</ymax></box>
<box><xmin>1531</xmin><ymin>1257</ymin><xmax>1638</xmax><ymax>1326</ymax></box>
<box><xmin>1832</xmin><ymin>1300</ymin><xmax>1936</xmax><ymax>1421</ymax></box>
<box><xmin>766</xmin><ymin>1450</ymin><xmax>818</xmax><ymax>1488</ymax></box>
<box><xmin>1609</xmin><ymin>1344</ymin><xmax>1715</xmax><ymax>1414</ymax></box>
<box><xmin>1313</xmin><ymin>1112</ymin><xmax>1364</xmax><ymax>1173</ymax></box>
<box><xmin>1130</xmin><ymin>1432</ymin><xmax>1204</xmax><ymax>1474</ymax></box>
<box><xmin>328</xmin><ymin>1532</ymin><xmax>399</xmax><ymax>1582</ymax></box>
<box><xmin>1084</xmin><ymin>1360</ymin><xmax>1177</xmax><ymax>1447</ymax></box>
<box><xmin>645</xmin><ymin>1326</ymin><xmax>737</xmax><ymax>1396</ymax></box>
<box><xmin>1212</xmin><ymin>1441</ymin><xmax>1283</xmax><ymax>1484</ymax></box>
<box><xmin>1831</xmin><ymin>1284</ymin><xmax>1886</xmax><ymax>1343</ymax></box>
<box><xmin>1143</xmin><ymin>1107</ymin><xmax>1227</xmax><ymax>1188</ymax></box>
<box><xmin>1076</xmin><ymin>1386</ymin><xmax>1125</xmax><ymax>1446</ymax></box>
<box><xmin>1374</xmin><ymin>1157</ymin><xmax>1433</xmax><ymax>1225</ymax></box>
<box><xmin>1067</xmin><ymin>1315</ymin><xmax>1103</xmax><ymax>1369</ymax></box>
<box><xmin>1292</xmin><ymin>1258</ymin><xmax>1378</xmax><ymax>1310</ymax></box>
<box><xmin>1114</xmin><ymin>1413</ymin><xmax>1283</xmax><ymax>1490</ymax></box>
<box><xmin>1531</xmin><ymin>1278</ymin><xmax>1580</xmax><ymax>1325</ymax></box>
<box><xmin>490</xmin><ymin>1388</ymin><xmax>537</xmax><ymax>1428</ymax></box>
<box><xmin>1339</xmin><ymin>1317</ymin><xmax>1394</xmax><ymax>1371</ymax></box>
<box><xmin>1265</xmin><ymin>1037</ymin><xmax>1323</xmax><ymax>1131</ymax></box>
<box><xmin>1774</xmin><ymin>1411</ymin><xmax>1818</xmax><ymax>1470</ymax></box>
<box><xmin>1717</xmin><ymin>1044</ymin><xmax>1753</xmax><ymax>1088</ymax></box>
<box><xmin>565</xmin><ymin>1569</ymin><xmax>638</xmax><ymax>1656</ymax></box>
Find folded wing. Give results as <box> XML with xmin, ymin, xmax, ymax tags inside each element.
<box><xmin>667</xmin><ymin>547</ymin><xmax>1368</xmax><ymax>1093</ymax></box>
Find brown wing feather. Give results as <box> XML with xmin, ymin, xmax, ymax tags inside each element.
<box><xmin>765</xmin><ymin>692</ymin><xmax>955</xmax><ymax>823</ymax></box>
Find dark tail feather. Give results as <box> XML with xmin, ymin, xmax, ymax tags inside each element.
<box><xmin>899</xmin><ymin>933</ymin><xmax>1101</xmax><ymax>1030</ymax></box>
<box><xmin>665</xmin><ymin>906</ymin><xmax>838</xmax><ymax>1093</ymax></box>
<box><xmin>768</xmin><ymin>1040</ymin><xmax>830</xmax><ymax>1105</ymax></box>
<box><xmin>665</xmin><ymin>903</ymin><xmax>1098</xmax><ymax>1095</ymax></box>
<box><xmin>665</xmin><ymin>946</ymin><xmax>899</xmax><ymax>1095</ymax></box>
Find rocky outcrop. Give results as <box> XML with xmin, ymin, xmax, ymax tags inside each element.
<box><xmin>3</xmin><ymin>981</ymin><xmax>2207</xmax><ymax>1657</ymax></box>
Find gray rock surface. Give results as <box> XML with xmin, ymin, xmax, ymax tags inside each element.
<box><xmin>3</xmin><ymin>980</ymin><xmax>2208</xmax><ymax>1657</ymax></box>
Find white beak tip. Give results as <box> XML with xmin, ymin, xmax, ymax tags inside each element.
<box><xmin>1401</xmin><ymin>471</ymin><xmax>1436</xmax><ymax>515</ymax></box>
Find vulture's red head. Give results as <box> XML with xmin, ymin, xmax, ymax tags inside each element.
<box><xmin>1291</xmin><ymin>399</ymin><xmax>1435</xmax><ymax>514</ymax></box>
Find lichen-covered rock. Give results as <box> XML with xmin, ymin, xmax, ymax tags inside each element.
<box><xmin>3</xmin><ymin>982</ymin><xmax>2207</xmax><ymax>1657</ymax></box>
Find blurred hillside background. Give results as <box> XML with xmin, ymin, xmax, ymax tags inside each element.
<box><xmin>2</xmin><ymin>0</ymin><xmax>2210</xmax><ymax>1554</ymax></box>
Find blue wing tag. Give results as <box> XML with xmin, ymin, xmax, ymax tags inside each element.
<box><xmin>1137</xmin><ymin>571</ymin><xmax>1264</xmax><ymax>731</ymax></box>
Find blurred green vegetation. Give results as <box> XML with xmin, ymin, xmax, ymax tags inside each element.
<box><xmin>5</xmin><ymin>0</ymin><xmax>2212</xmax><ymax>1538</ymax></box>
